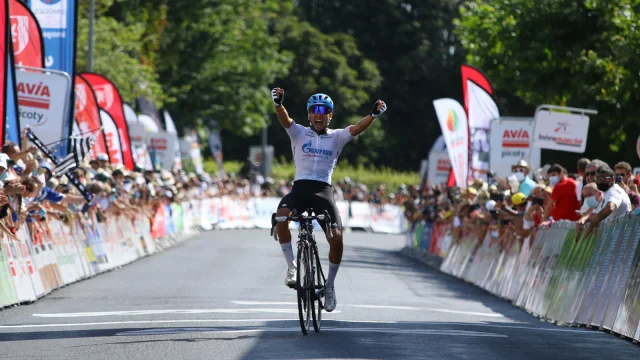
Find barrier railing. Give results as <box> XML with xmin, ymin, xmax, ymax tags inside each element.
<box><xmin>408</xmin><ymin>214</ymin><xmax>640</xmax><ymax>342</ymax></box>
<box><xmin>0</xmin><ymin>196</ymin><xmax>408</xmax><ymax>309</ymax></box>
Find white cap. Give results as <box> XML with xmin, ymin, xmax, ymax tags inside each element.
<box><xmin>0</xmin><ymin>153</ymin><xmax>8</xmax><ymax>170</ymax></box>
<box><xmin>485</xmin><ymin>200</ymin><xmax>497</xmax><ymax>211</ymax></box>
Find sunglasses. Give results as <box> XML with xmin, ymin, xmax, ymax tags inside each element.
<box><xmin>310</xmin><ymin>105</ymin><xmax>331</xmax><ymax>115</ymax></box>
<box><xmin>514</xmin><ymin>168</ymin><xmax>526</xmax><ymax>173</ymax></box>
<box><xmin>586</xmin><ymin>171</ymin><xmax>596</xmax><ymax>176</ymax></box>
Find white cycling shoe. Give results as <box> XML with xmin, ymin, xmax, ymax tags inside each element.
<box><xmin>324</xmin><ymin>287</ymin><xmax>337</xmax><ymax>312</ymax></box>
<box><xmin>285</xmin><ymin>267</ymin><xmax>296</xmax><ymax>288</ymax></box>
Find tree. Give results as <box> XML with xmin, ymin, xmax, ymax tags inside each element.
<box><xmin>76</xmin><ymin>0</ymin><xmax>166</xmax><ymax>105</ymax></box>
<box><xmin>456</xmin><ymin>0</ymin><xmax>640</xmax><ymax>166</ymax></box>
<box><xmin>297</xmin><ymin>0</ymin><xmax>466</xmax><ymax>170</ymax></box>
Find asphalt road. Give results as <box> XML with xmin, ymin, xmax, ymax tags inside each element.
<box><xmin>1</xmin><ymin>229</ymin><xmax>640</xmax><ymax>360</ymax></box>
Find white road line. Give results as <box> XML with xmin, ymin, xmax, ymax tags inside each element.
<box><xmin>115</xmin><ymin>326</ymin><xmax>508</xmax><ymax>338</ymax></box>
<box><xmin>31</xmin><ymin>308</ymin><xmax>341</xmax><ymax>318</ymax></box>
<box><xmin>0</xmin><ymin>319</ymin><xmax>601</xmax><ymax>334</ymax></box>
<box><xmin>230</xmin><ymin>301</ymin><xmax>503</xmax><ymax>318</ymax></box>
<box><xmin>0</xmin><ymin>319</ymin><xmax>393</xmax><ymax>329</ymax></box>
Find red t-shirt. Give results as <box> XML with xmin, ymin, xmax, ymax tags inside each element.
<box><xmin>550</xmin><ymin>177</ymin><xmax>580</xmax><ymax>221</ymax></box>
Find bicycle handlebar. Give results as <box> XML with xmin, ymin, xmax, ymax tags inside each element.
<box><xmin>270</xmin><ymin>211</ymin><xmax>333</xmax><ymax>241</ymax></box>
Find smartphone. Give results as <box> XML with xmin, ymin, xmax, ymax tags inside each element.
<box><xmin>615</xmin><ymin>175</ymin><xmax>623</xmax><ymax>184</ymax></box>
<box><xmin>532</xmin><ymin>197</ymin><xmax>544</xmax><ymax>206</ymax></box>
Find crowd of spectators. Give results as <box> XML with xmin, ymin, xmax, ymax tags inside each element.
<box><xmin>402</xmin><ymin>157</ymin><xmax>640</xmax><ymax>250</ymax></box>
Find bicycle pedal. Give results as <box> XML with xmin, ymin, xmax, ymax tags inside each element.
<box><xmin>315</xmin><ymin>288</ymin><xmax>325</xmax><ymax>298</ymax></box>
<box><xmin>286</xmin><ymin>283</ymin><xmax>296</xmax><ymax>289</ymax></box>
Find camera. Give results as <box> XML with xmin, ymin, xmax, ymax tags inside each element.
<box><xmin>532</xmin><ymin>197</ymin><xmax>544</xmax><ymax>206</ymax></box>
<box><xmin>615</xmin><ymin>175</ymin><xmax>623</xmax><ymax>184</ymax></box>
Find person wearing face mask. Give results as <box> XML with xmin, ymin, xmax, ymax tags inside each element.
<box><xmin>511</xmin><ymin>160</ymin><xmax>536</xmax><ymax>197</ymax></box>
<box><xmin>580</xmin><ymin>167</ymin><xmax>631</xmax><ymax>241</ymax></box>
<box><xmin>543</xmin><ymin>164</ymin><xmax>580</xmax><ymax>221</ymax></box>
<box><xmin>576</xmin><ymin>183</ymin><xmax>602</xmax><ymax>230</ymax></box>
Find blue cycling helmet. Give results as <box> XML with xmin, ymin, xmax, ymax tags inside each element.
<box><xmin>306</xmin><ymin>93</ymin><xmax>334</xmax><ymax>112</ymax></box>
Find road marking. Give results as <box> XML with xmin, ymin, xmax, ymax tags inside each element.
<box><xmin>0</xmin><ymin>319</ymin><xmax>395</xmax><ymax>329</ymax></box>
<box><xmin>0</xmin><ymin>319</ymin><xmax>602</xmax><ymax>334</ymax></box>
<box><xmin>230</xmin><ymin>301</ymin><xmax>503</xmax><ymax>318</ymax></box>
<box><xmin>115</xmin><ymin>326</ymin><xmax>508</xmax><ymax>338</ymax></box>
<box><xmin>32</xmin><ymin>308</ymin><xmax>340</xmax><ymax>318</ymax></box>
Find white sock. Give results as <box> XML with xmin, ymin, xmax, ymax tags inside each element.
<box><xmin>280</xmin><ymin>243</ymin><xmax>295</xmax><ymax>269</ymax></box>
<box><xmin>325</xmin><ymin>262</ymin><xmax>340</xmax><ymax>288</ymax></box>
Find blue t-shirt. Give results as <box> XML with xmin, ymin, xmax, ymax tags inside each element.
<box><xmin>34</xmin><ymin>187</ymin><xmax>64</xmax><ymax>203</ymax></box>
<box><xmin>518</xmin><ymin>177</ymin><xmax>536</xmax><ymax>198</ymax></box>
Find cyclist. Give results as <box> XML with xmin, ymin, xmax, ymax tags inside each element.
<box><xmin>270</xmin><ymin>87</ymin><xmax>387</xmax><ymax>312</ymax></box>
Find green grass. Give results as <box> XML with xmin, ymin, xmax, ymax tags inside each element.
<box><xmin>203</xmin><ymin>159</ymin><xmax>420</xmax><ymax>190</ymax></box>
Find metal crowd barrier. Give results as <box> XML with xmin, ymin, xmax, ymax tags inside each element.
<box><xmin>410</xmin><ymin>214</ymin><xmax>640</xmax><ymax>342</ymax></box>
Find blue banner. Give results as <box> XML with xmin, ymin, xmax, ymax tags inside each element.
<box><xmin>27</xmin><ymin>0</ymin><xmax>76</xmax><ymax>156</ymax></box>
<box><xmin>6</xmin><ymin>46</ymin><xmax>19</xmax><ymax>144</ymax></box>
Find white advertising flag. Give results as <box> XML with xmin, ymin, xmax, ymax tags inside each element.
<box><xmin>467</xmin><ymin>80</ymin><xmax>500</xmax><ymax>180</ymax></box>
<box><xmin>433</xmin><ymin>98</ymin><xmax>469</xmax><ymax>189</ymax></box>
<box><xmin>17</xmin><ymin>70</ymin><xmax>69</xmax><ymax>146</ymax></box>
<box><xmin>427</xmin><ymin>151</ymin><xmax>452</xmax><ymax>185</ymax></box>
<box><xmin>533</xmin><ymin>110</ymin><xmax>589</xmax><ymax>153</ymax></box>
<box><xmin>489</xmin><ymin>117</ymin><xmax>541</xmax><ymax>179</ymax></box>
<box><xmin>100</xmin><ymin>109</ymin><xmax>123</xmax><ymax>165</ymax></box>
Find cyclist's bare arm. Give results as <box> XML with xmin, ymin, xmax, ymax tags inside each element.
<box><xmin>272</xmin><ymin>88</ymin><xmax>293</xmax><ymax>129</ymax></box>
<box><xmin>349</xmin><ymin>100</ymin><xmax>387</xmax><ymax>137</ymax></box>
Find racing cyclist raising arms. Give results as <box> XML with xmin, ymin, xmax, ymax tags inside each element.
<box><xmin>271</xmin><ymin>87</ymin><xmax>387</xmax><ymax>312</ymax></box>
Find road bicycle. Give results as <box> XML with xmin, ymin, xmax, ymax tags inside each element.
<box><xmin>271</xmin><ymin>208</ymin><xmax>330</xmax><ymax>335</ymax></box>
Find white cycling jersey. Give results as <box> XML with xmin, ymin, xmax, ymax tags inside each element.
<box><xmin>285</xmin><ymin>121</ymin><xmax>354</xmax><ymax>185</ymax></box>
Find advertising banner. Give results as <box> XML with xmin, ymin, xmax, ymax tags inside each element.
<box><xmin>147</xmin><ymin>131</ymin><xmax>176</xmax><ymax>170</ymax></box>
<box><xmin>10</xmin><ymin>0</ymin><xmax>43</xmax><ymax>68</ymax></box>
<box><xmin>533</xmin><ymin>110</ymin><xmax>590</xmax><ymax>153</ymax></box>
<box><xmin>17</xmin><ymin>70</ymin><xmax>68</xmax><ymax>146</ymax></box>
<box><xmin>489</xmin><ymin>117</ymin><xmax>541</xmax><ymax>178</ymax></box>
<box><xmin>128</xmin><ymin>122</ymin><xmax>146</xmax><ymax>147</ymax></box>
<box><xmin>433</xmin><ymin>98</ymin><xmax>469</xmax><ymax>189</ymax></box>
<box><xmin>427</xmin><ymin>151</ymin><xmax>451</xmax><ymax>185</ymax></box>
<box><xmin>462</xmin><ymin>65</ymin><xmax>499</xmax><ymax>181</ymax></box>
<box><xmin>100</xmin><ymin>108</ymin><xmax>123</xmax><ymax>165</ymax></box>
<box><xmin>28</xmin><ymin>0</ymin><xmax>77</xmax><ymax>155</ymax></box>
<box><xmin>81</xmin><ymin>72</ymin><xmax>134</xmax><ymax>170</ymax></box>
<box><xmin>0</xmin><ymin>0</ymin><xmax>10</xmax><ymax>144</ymax></box>
<box><xmin>74</xmin><ymin>74</ymin><xmax>106</xmax><ymax>158</ymax></box>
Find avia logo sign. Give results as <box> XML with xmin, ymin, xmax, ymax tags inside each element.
<box><xmin>301</xmin><ymin>140</ymin><xmax>332</xmax><ymax>156</ymax></box>
<box><xmin>94</xmin><ymin>84</ymin><xmax>115</xmax><ymax>109</ymax></box>
<box><xmin>437</xmin><ymin>158</ymin><xmax>451</xmax><ymax>171</ymax></box>
<box><xmin>17</xmin><ymin>81</ymin><xmax>50</xmax><ymax>110</ymax></box>
<box><xmin>74</xmin><ymin>83</ymin><xmax>88</xmax><ymax>113</ymax></box>
<box><xmin>10</xmin><ymin>16</ymin><xmax>29</xmax><ymax>55</ymax></box>
<box><xmin>502</xmin><ymin>129</ymin><xmax>530</xmax><ymax>148</ymax></box>
<box><xmin>446</xmin><ymin>109</ymin><xmax>459</xmax><ymax>132</ymax></box>
<box><xmin>554</xmin><ymin>121</ymin><xmax>569</xmax><ymax>133</ymax></box>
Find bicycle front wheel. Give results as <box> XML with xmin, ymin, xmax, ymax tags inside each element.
<box><xmin>296</xmin><ymin>243</ymin><xmax>311</xmax><ymax>335</ymax></box>
<box><xmin>311</xmin><ymin>244</ymin><xmax>323</xmax><ymax>333</ymax></box>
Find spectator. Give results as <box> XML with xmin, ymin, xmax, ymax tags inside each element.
<box><xmin>614</xmin><ymin>161</ymin><xmax>633</xmax><ymax>189</ymax></box>
<box><xmin>628</xmin><ymin>192</ymin><xmax>640</xmax><ymax>211</ymax></box>
<box><xmin>576</xmin><ymin>158</ymin><xmax>590</xmax><ymax>201</ymax></box>
<box><xmin>511</xmin><ymin>160</ymin><xmax>536</xmax><ymax>197</ymax></box>
<box><xmin>576</xmin><ymin>183</ymin><xmax>602</xmax><ymax>230</ymax></box>
<box><xmin>544</xmin><ymin>164</ymin><xmax>580</xmax><ymax>221</ymax></box>
<box><xmin>584</xmin><ymin>159</ymin><xmax>608</xmax><ymax>184</ymax></box>
<box><xmin>581</xmin><ymin>166</ymin><xmax>631</xmax><ymax>240</ymax></box>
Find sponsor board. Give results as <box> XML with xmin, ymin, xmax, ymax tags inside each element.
<box><xmin>17</xmin><ymin>70</ymin><xmax>68</xmax><ymax>146</ymax></box>
<box><xmin>533</xmin><ymin>110</ymin><xmax>589</xmax><ymax>153</ymax></box>
<box><xmin>489</xmin><ymin>117</ymin><xmax>541</xmax><ymax>178</ymax></box>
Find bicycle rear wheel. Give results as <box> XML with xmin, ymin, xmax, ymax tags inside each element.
<box><xmin>296</xmin><ymin>243</ymin><xmax>311</xmax><ymax>335</ymax></box>
<box><xmin>311</xmin><ymin>244</ymin><xmax>323</xmax><ymax>332</ymax></box>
